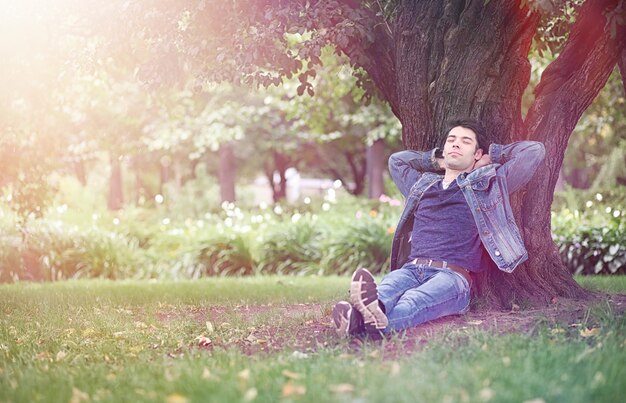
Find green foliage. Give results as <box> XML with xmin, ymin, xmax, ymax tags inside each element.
<box><xmin>322</xmin><ymin>215</ymin><xmax>393</xmax><ymax>275</ymax></box>
<box><xmin>552</xmin><ymin>189</ymin><xmax>626</xmax><ymax>275</ymax></box>
<box><xmin>0</xmin><ymin>219</ymin><xmax>142</xmax><ymax>282</ymax></box>
<box><xmin>258</xmin><ymin>216</ymin><xmax>325</xmax><ymax>275</ymax></box>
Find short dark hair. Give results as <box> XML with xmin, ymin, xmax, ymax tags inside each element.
<box><xmin>444</xmin><ymin>118</ymin><xmax>486</xmax><ymax>151</ymax></box>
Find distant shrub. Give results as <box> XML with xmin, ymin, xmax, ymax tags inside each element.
<box><xmin>4</xmin><ymin>220</ymin><xmax>142</xmax><ymax>281</ymax></box>
<box><xmin>257</xmin><ymin>216</ymin><xmax>325</xmax><ymax>275</ymax></box>
<box><xmin>552</xmin><ymin>190</ymin><xmax>626</xmax><ymax>275</ymax></box>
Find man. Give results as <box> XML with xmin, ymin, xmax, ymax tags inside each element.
<box><xmin>332</xmin><ymin>118</ymin><xmax>545</xmax><ymax>338</ymax></box>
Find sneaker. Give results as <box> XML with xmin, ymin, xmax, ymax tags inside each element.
<box><xmin>331</xmin><ymin>301</ymin><xmax>364</xmax><ymax>337</ymax></box>
<box><xmin>349</xmin><ymin>268</ymin><xmax>388</xmax><ymax>330</ymax></box>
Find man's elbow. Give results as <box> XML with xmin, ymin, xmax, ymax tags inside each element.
<box><xmin>531</xmin><ymin>142</ymin><xmax>546</xmax><ymax>164</ymax></box>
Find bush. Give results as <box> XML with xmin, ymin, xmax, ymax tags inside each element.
<box><xmin>552</xmin><ymin>189</ymin><xmax>626</xmax><ymax>275</ymax></box>
<box><xmin>2</xmin><ymin>220</ymin><xmax>142</xmax><ymax>281</ymax></box>
<box><xmin>322</xmin><ymin>215</ymin><xmax>393</xmax><ymax>275</ymax></box>
<box><xmin>257</xmin><ymin>216</ymin><xmax>325</xmax><ymax>275</ymax></box>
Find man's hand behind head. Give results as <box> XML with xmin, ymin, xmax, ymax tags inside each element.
<box><xmin>473</xmin><ymin>154</ymin><xmax>492</xmax><ymax>170</ymax></box>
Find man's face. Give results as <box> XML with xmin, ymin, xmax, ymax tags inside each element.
<box><xmin>442</xmin><ymin>126</ymin><xmax>483</xmax><ymax>171</ymax></box>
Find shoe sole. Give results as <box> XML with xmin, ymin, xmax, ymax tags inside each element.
<box><xmin>331</xmin><ymin>302</ymin><xmax>351</xmax><ymax>337</ymax></box>
<box><xmin>350</xmin><ymin>268</ymin><xmax>388</xmax><ymax>330</ymax></box>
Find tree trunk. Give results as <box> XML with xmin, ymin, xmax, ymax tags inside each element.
<box><xmin>219</xmin><ymin>143</ymin><xmax>236</xmax><ymax>203</ymax></box>
<box><xmin>264</xmin><ymin>150</ymin><xmax>289</xmax><ymax>203</ymax></box>
<box><xmin>108</xmin><ymin>155</ymin><xmax>123</xmax><ymax>211</ymax></box>
<box><xmin>159</xmin><ymin>155</ymin><xmax>172</xmax><ymax>195</ymax></box>
<box><xmin>367</xmin><ymin>138</ymin><xmax>386</xmax><ymax>199</ymax></box>
<box><xmin>73</xmin><ymin>160</ymin><xmax>86</xmax><ymax>186</ymax></box>
<box><xmin>355</xmin><ymin>0</ymin><xmax>625</xmax><ymax>308</ymax></box>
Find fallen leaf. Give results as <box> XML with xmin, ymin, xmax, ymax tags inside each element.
<box><xmin>389</xmin><ymin>361</ymin><xmax>401</xmax><ymax>376</ymax></box>
<box><xmin>511</xmin><ymin>304</ymin><xmax>520</xmax><ymax>312</ymax></box>
<box><xmin>202</xmin><ymin>368</ymin><xmax>212</xmax><ymax>380</ymax></box>
<box><xmin>55</xmin><ymin>351</ymin><xmax>67</xmax><ymax>361</ymax></box>
<box><xmin>290</xmin><ymin>351</ymin><xmax>308</xmax><ymax>359</ymax></box>
<box><xmin>69</xmin><ymin>387</ymin><xmax>89</xmax><ymax>403</ymax></box>
<box><xmin>196</xmin><ymin>336</ymin><xmax>212</xmax><ymax>347</ymax></box>
<box><xmin>479</xmin><ymin>387</ymin><xmax>495</xmax><ymax>401</ymax></box>
<box><xmin>243</xmin><ymin>388</ymin><xmax>258</xmax><ymax>401</ymax></box>
<box><xmin>165</xmin><ymin>393</ymin><xmax>188</xmax><ymax>403</ymax></box>
<box><xmin>282</xmin><ymin>369</ymin><xmax>302</xmax><ymax>380</ymax></box>
<box><xmin>106</xmin><ymin>372</ymin><xmax>116</xmax><ymax>381</ymax></box>
<box><xmin>282</xmin><ymin>382</ymin><xmax>306</xmax><ymax>397</ymax></box>
<box><xmin>238</xmin><ymin>368</ymin><xmax>250</xmax><ymax>382</ymax></box>
<box><xmin>467</xmin><ymin>320</ymin><xmax>483</xmax><ymax>325</ymax></box>
<box><xmin>82</xmin><ymin>328</ymin><xmax>95</xmax><ymax>337</ymax></box>
<box><xmin>368</xmin><ymin>350</ymin><xmax>380</xmax><ymax>358</ymax></box>
<box><xmin>329</xmin><ymin>384</ymin><xmax>354</xmax><ymax>393</ymax></box>
<box><xmin>502</xmin><ymin>356</ymin><xmax>511</xmax><ymax>366</ymax></box>
<box><xmin>523</xmin><ymin>399</ymin><xmax>545</xmax><ymax>403</ymax></box>
<box><xmin>580</xmin><ymin>327</ymin><xmax>600</xmax><ymax>338</ymax></box>
<box><xmin>206</xmin><ymin>321</ymin><xmax>214</xmax><ymax>334</ymax></box>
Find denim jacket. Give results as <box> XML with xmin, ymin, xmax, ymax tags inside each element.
<box><xmin>388</xmin><ymin>141</ymin><xmax>545</xmax><ymax>273</ymax></box>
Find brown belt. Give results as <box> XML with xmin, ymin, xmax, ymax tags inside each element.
<box><xmin>411</xmin><ymin>258</ymin><xmax>473</xmax><ymax>287</ymax></box>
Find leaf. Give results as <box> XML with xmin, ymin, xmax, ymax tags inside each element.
<box><xmin>580</xmin><ymin>327</ymin><xmax>600</xmax><ymax>338</ymax></box>
<box><xmin>282</xmin><ymin>382</ymin><xmax>306</xmax><ymax>397</ymax></box>
<box><xmin>243</xmin><ymin>388</ymin><xmax>258</xmax><ymax>401</ymax></box>
<box><xmin>206</xmin><ymin>321</ymin><xmax>214</xmax><ymax>333</ymax></box>
<box><xmin>238</xmin><ymin>368</ymin><xmax>251</xmax><ymax>382</ymax></box>
<box><xmin>282</xmin><ymin>369</ymin><xmax>302</xmax><ymax>380</ymax></box>
<box><xmin>166</xmin><ymin>394</ymin><xmax>188</xmax><ymax>403</ymax></box>
<box><xmin>467</xmin><ymin>320</ymin><xmax>483</xmax><ymax>325</ymax></box>
<box><xmin>329</xmin><ymin>384</ymin><xmax>354</xmax><ymax>393</ymax></box>
<box><xmin>202</xmin><ymin>368</ymin><xmax>212</xmax><ymax>380</ymax></box>
<box><xmin>196</xmin><ymin>336</ymin><xmax>212</xmax><ymax>347</ymax></box>
<box><xmin>70</xmin><ymin>388</ymin><xmax>90</xmax><ymax>403</ymax></box>
<box><xmin>55</xmin><ymin>351</ymin><xmax>67</xmax><ymax>361</ymax></box>
<box><xmin>479</xmin><ymin>387</ymin><xmax>495</xmax><ymax>401</ymax></box>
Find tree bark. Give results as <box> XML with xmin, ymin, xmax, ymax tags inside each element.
<box><xmin>219</xmin><ymin>143</ymin><xmax>236</xmax><ymax>203</ymax></box>
<box><xmin>367</xmin><ymin>138</ymin><xmax>386</xmax><ymax>199</ymax></box>
<box><xmin>73</xmin><ymin>160</ymin><xmax>86</xmax><ymax>186</ymax></box>
<box><xmin>108</xmin><ymin>155</ymin><xmax>123</xmax><ymax>211</ymax></box>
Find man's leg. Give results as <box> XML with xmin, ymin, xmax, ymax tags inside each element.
<box><xmin>377</xmin><ymin>264</ymin><xmax>423</xmax><ymax>316</ymax></box>
<box><xmin>384</xmin><ymin>267</ymin><xmax>470</xmax><ymax>332</ymax></box>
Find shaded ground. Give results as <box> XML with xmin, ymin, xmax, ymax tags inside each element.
<box><xmin>156</xmin><ymin>294</ymin><xmax>626</xmax><ymax>358</ymax></box>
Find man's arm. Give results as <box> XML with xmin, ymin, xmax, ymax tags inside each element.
<box><xmin>388</xmin><ymin>149</ymin><xmax>443</xmax><ymax>197</ymax></box>
<box><xmin>488</xmin><ymin>141</ymin><xmax>546</xmax><ymax>194</ymax></box>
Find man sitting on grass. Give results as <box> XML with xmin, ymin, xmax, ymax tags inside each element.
<box><xmin>332</xmin><ymin>118</ymin><xmax>545</xmax><ymax>338</ymax></box>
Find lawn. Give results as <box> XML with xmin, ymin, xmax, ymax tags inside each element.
<box><xmin>1</xmin><ymin>276</ymin><xmax>625</xmax><ymax>402</ymax></box>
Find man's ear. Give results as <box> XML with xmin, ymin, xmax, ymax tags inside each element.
<box><xmin>474</xmin><ymin>148</ymin><xmax>484</xmax><ymax>160</ymax></box>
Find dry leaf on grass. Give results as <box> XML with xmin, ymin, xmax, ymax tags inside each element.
<box><xmin>282</xmin><ymin>382</ymin><xmax>306</xmax><ymax>397</ymax></box>
<box><xmin>281</xmin><ymin>369</ymin><xmax>302</xmax><ymax>380</ymax></box>
<box><xmin>165</xmin><ymin>393</ymin><xmax>188</xmax><ymax>403</ymax></box>
<box><xmin>329</xmin><ymin>383</ymin><xmax>354</xmax><ymax>393</ymax></box>
<box><xmin>69</xmin><ymin>388</ymin><xmax>89</xmax><ymax>403</ymax></box>
<box><xmin>243</xmin><ymin>388</ymin><xmax>258</xmax><ymax>401</ymax></box>
<box><xmin>580</xmin><ymin>327</ymin><xmax>600</xmax><ymax>338</ymax></box>
<box><xmin>196</xmin><ymin>336</ymin><xmax>212</xmax><ymax>347</ymax></box>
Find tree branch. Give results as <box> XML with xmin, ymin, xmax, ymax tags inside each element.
<box><xmin>525</xmin><ymin>0</ymin><xmax>625</xmax><ymax>197</ymax></box>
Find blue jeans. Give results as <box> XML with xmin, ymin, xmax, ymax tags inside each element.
<box><xmin>378</xmin><ymin>263</ymin><xmax>471</xmax><ymax>332</ymax></box>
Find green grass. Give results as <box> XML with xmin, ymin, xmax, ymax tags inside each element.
<box><xmin>1</xmin><ymin>276</ymin><xmax>625</xmax><ymax>402</ymax></box>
